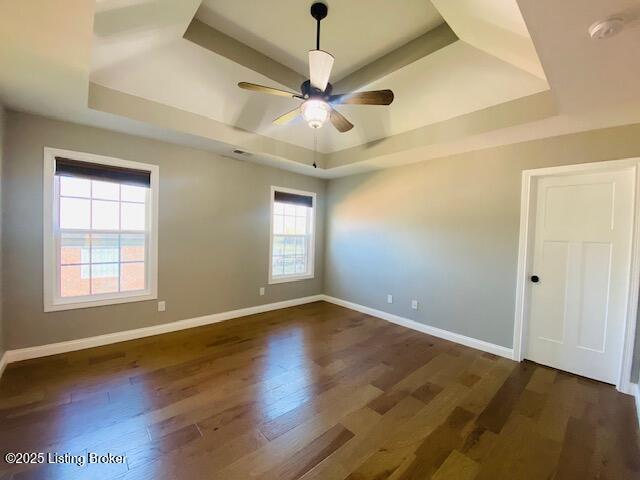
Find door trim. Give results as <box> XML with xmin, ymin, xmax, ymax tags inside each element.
<box><xmin>513</xmin><ymin>158</ymin><xmax>640</xmax><ymax>394</ymax></box>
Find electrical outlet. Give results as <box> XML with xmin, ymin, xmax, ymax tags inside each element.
<box><xmin>259</xmin><ymin>287</ymin><xmax>265</xmax><ymax>296</ymax></box>
<box><xmin>411</xmin><ymin>300</ymin><xmax>418</xmax><ymax>310</ymax></box>
<box><xmin>387</xmin><ymin>294</ymin><xmax>393</xmax><ymax>304</ymax></box>
<box><xmin>158</xmin><ymin>301</ymin><xmax>166</xmax><ymax>312</ymax></box>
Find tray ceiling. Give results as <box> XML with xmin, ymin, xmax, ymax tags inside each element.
<box><xmin>4</xmin><ymin>1</ymin><xmax>637</xmax><ymax>178</ymax></box>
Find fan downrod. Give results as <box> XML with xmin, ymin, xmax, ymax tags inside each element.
<box><xmin>310</xmin><ymin>2</ymin><xmax>327</xmax><ymax>50</ymax></box>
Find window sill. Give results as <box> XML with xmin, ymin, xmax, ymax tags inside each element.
<box><xmin>268</xmin><ymin>273</ymin><xmax>315</xmax><ymax>285</ymax></box>
<box><xmin>44</xmin><ymin>291</ymin><xmax>156</xmax><ymax>312</ymax></box>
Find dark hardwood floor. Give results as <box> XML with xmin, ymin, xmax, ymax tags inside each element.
<box><xmin>0</xmin><ymin>301</ymin><xmax>638</xmax><ymax>479</ymax></box>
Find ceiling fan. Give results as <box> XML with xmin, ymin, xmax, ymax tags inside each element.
<box><xmin>238</xmin><ymin>2</ymin><xmax>394</xmax><ymax>133</ymax></box>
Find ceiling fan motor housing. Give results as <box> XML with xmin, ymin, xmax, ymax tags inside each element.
<box><xmin>301</xmin><ymin>80</ymin><xmax>332</xmax><ymax>99</ymax></box>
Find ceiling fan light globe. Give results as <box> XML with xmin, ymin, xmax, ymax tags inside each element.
<box><xmin>301</xmin><ymin>99</ymin><xmax>329</xmax><ymax>129</ymax></box>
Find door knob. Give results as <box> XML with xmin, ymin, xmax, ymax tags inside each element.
<box><xmin>530</xmin><ymin>275</ymin><xmax>540</xmax><ymax>283</ymax></box>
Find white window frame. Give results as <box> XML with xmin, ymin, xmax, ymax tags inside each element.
<box><xmin>268</xmin><ymin>186</ymin><xmax>316</xmax><ymax>284</ymax></box>
<box><xmin>43</xmin><ymin>147</ymin><xmax>159</xmax><ymax>312</ymax></box>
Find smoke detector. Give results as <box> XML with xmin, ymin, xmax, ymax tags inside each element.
<box><xmin>588</xmin><ymin>17</ymin><xmax>625</xmax><ymax>40</ymax></box>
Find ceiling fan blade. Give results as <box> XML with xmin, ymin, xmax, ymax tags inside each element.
<box><xmin>329</xmin><ymin>107</ymin><xmax>353</xmax><ymax>133</ymax></box>
<box><xmin>309</xmin><ymin>50</ymin><xmax>334</xmax><ymax>91</ymax></box>
<box><xmin>329</xmin><ymin>90</ymin><xmax>394</xmax><ymax>105</ymax></box>
<box><xmin>238</xmin><ymin>82</ymin><xmax>300</xmax><ymax>98</ymax></box>
<box><xmin>273</xmin><ymin>106</ymin><xmax>301</xmax><ymax>125</ymax></box>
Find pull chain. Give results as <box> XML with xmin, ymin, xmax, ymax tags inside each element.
<box><xmin>313</xmin><ymin>133</ymin><xmax>318</xmax><ymax>168</ymax></box>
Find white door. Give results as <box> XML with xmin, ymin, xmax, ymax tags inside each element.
<box><xmin>525</xmin><ymin>167</ymin><xmax>635</xmax><ymax>384</ymax></box>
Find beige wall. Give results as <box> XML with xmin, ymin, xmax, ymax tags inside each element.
<box><xmin>325</xmin><ymin>122</ymin><xmax>640</xmax><ymax>382</ymax></box>
<box><xmin>0</xmin><ymin>106</ymin><xmax>4</xmax><ymax>358</ymax></box>
<box><xmin>2</xmin><ymin>111</ymin><xmax>325</xmax><ymax>349</ymax></box>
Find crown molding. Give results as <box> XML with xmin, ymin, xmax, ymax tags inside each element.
<box><xmin>87</xmin><ymin>82</ymin><xmax>329</xmax><ymax>174</ymax></box>
<box><xmin>184</xmin><ymin>19</ymin><xmax>306</xmax><ymax>92</ymax></box>
<box><xmin>334</xmin><ymin>23</ymin><xmax>457</xmax><ymax>92</ymax></box>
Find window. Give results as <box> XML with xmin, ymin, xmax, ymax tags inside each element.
<box><xmin>269</xmin><ymin>187</ymin><xmax>316</xmax><ymax>284</ymax></box>
<box><xmin>43</xmin><ymin>148</ymin><xmax>158</xmax><ymax>311</ymax></box>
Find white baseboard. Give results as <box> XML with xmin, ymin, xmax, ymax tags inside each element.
<box><xmin>321</xmin><ymin>295</ymin><xmax>514</xmax><ymax>360</ymax></box>
<box><xmin>0</xmin><ymin>351</ymin><xmax>7</xmax><ymax>379</ymax></box>
<box><xmin>632</xmin><ymin>383</ymin><xmax>640</xmax><ymax>427</ymax></box>
<box><xmin>3</xmin><ymin>295</ymin><xmax>324</xmax><ymax>365</ymax></box>
<box><xmin>617</xmin><ymin>380</ymin><xmax>636</xmax><ymax>395</ymax></box>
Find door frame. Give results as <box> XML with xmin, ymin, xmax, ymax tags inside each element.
<box><xmin>513</xmin><ymin>157</ymin><xmax>640</xmax><ymax>394</ymax></box>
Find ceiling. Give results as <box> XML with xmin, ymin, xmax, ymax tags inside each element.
<box><xmin>88</xmin><ymin>0</ymin><xmax>549</xmax><ymax>155</ymax></box>
<box><xmin>518</xmin><ymin>0</ymin><xmax>640</xmax><ymax>114</ymax></box>
<box><xmin>196</xmin><ymin>0</ymin><xmax>445</xmax><ymax>81</ymax></box>
<box><xmin>89</xmin><ymin>34</ymin><xmax>547</xmax><ymax>154</ymax></box>
<box><xmin>1</xmin><ymin>0</ymin><xmax>639</xmax><ymax>178</ymax></box>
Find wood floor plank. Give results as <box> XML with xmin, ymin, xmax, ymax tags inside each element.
<box><xmin>475</xmin><ymin>360</ymin><xmax>536</xmax><ymax>433</ymax></box>
<box><xmin>258</xmin><ymin>364</ymin><xmax>388</xmax><ymax>441</ymax></box>
<box><xmin>210</xmin><ymin>383</ymin><xmax>382</xmax><ymax>480</ymax></box>
<box><xmin>301</xmin><ymin>396</ymin><xmax>426</xmax><ymax>480</ymax></box>
<box><xmin>343</xmin><ymin>383</ymin><xmax>471</xmax><ymax>479</ymax></box>
<box><xmin>390</xmin><ymin>406</ymin><xmax>476</xmax><ymax>479</ymax></box>
<box><xmin>553</xmin><ymin>415</ymin><xmax>596</xmax><ymax>480</ymax></box>
<box><xmin>126</xmin><ymin>424</ymin><xmax>202</xmax><ymax>470</ymax></box>
<box><xmin>474</xmin><ymin>414</ymin><xmax>561</xmax><ymax>480</ymax></box>
<box><xmin>258</xmin><ymin>424</ymin><xmax>354</xmax><ymax>480</ymax></box>
<box><xmin>431</xmin><ymin>450</ymin><xmax>479</xmax><ymax>480</ymax></box>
